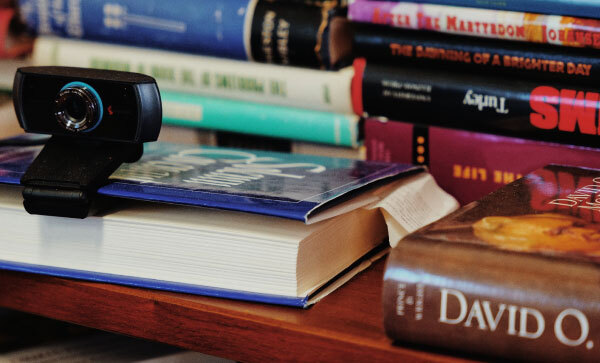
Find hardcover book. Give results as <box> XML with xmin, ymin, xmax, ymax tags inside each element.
<box><xmin>365</xmin><ymin>118</ymin><xmax>600</xmax><ymax>205</ymax></box>
<box><xmin>159</xmin><ymin>90</ymin><xmax>361</xmax><ymax>147</ymax></box>
<box><xmin>349</xmin><ymin>0</ymin><xmax>600</xmax><ymax>19</ymax></box>
<box><xmin>18</xmin><ymin>0</ymin><xmax>254</xmax><ymax>60</ymax></box>
<box><xmin>352</xmin><ymin>22</ymin><xmax>600</xmax><ymax>84</ymax></box>
<box><xmin>32</xmin><ymin>37</ymin><xmax>355</xmax><ymax>114</ymax></box>
<box><xmin>0</xmin><ymin>140</ymin><xmax>458</xmax><ymax>307</ymax></box>
<box><xmin>348</xmin><ymin>0</ymin><xmax>600</xmax><ymax>44</ymax></box>
<box><xmin>353</xmin><ymin>58</ymin><xmax>600</xmax><ymax>148</ymax></box>
<box><xmin>384</xmin><ymin>164</ymin><xmax>600</xmax><ymax>362</ymax></box>
<box><xmin>18</xmin><ymin>0</ymin><xmax>350</xmax><ymax>69</ymax></box>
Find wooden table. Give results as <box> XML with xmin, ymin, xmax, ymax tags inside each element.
<box><xmin>0</xmin><ymin>258</ymin><xmax>479</xmax><ymax>362</ymax></box>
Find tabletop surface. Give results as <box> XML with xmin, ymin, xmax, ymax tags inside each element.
<box><xmin>0</xmin><ymin>257</ymin><xmax>481</xmax><ymax>362</ymax></box>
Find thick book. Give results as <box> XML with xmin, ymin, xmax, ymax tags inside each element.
<box><xmin>383</xmin><ymin>164</ymin><xmax>600</xmax><ymax>362</ymax></box>
<box><xmin>353</xmin><ymin>58</ymin><xmax>600</xmax><ymax>148</ymax></box>
<box><xmin>160</xmin><ymin>90</ymin><xmax>360</xmax><ymax>147</ymax></box>
<box><xmin>348</xmin><ymin>1</ymin><xmax>600</xmax><ymax>49</ymax></box>
<box><xmin>31</xmin><ymin>37</ymin><xmax>354</xmax><ymax>114</ymax></box>
<box><xmin>365</xmin><ymin>118</ymin><xmax>600</xmax><ymax>205</ymax></box>
<box><xmin>17</xmin><ymin>0</ymin><xmax>350</xmax><ymax>69</ymax></box>
<box><xmin>352</xmin><ymin>22</ymin><xmax>600</xmax><ymax>84</ymax></box>
<box><xmin>0</xmin><ymin>140</ymin><xmax>458</xmax><ymax>307</ymax></box>
<box><xmin>350</xmin><ymin>0</ymin><xmax>600</xmax><ymax>19</ymax></box>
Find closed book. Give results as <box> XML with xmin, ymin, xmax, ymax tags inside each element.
<box><xmin>160</xmin><ymin>90</ymin><xmax>361</xmax><ymax>147</ymax></box>
<box><xmin>383</xmin><ymin>164</ymin><xmax>600</xmax><ymax>362</ymax></box>
<box><xmin>365</xmin><ymin>118</ymin><xmax>600</xmax><ymax>205</ymax></box>
<box><xmin>352</xmin><ymin>22</ymin><xmax>600</xmax><ymax>84</ymax></box>
<box><xmin>18</xmin><ymin>0</ymin><xmax>350</xmax><ymax>68</ymax></box>
<box><xmin>18</xmin><ymin>0</ymin><xmax>254</xmax><ymax>60</ymax></box>
<box><xmin>348</xmin><ymin>1</ymin><xmax>600</xmax><ymax>49</ymax></box>
<box><xmin>0</xmin><ymin>140</ymin><xmax>458</xmax><ymax>307</ymax></box>
<box><xmin>32</xmin><ymin>37</ymin><xmax>354</xmax><ymax>114</ymax></box>
<box><xmin>353</xmin><ymin>58</ymin><xmax>600</xmax><ymax>148</ymax></box>
<box><xmin>349</xmin><ymin>0</ymin><xmax>600</xmax><ymax>19</ymax></box>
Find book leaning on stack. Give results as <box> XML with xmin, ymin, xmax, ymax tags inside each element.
<box><xmin>383</xmin><ymin>164</ymin><xmax>600</xmax><ymax>362</ymax></box>
<box><xmin>347</xmin><ymin>0</ymin><xmax>600</xmax><ymax>204</ymax></box>
<box><xmin>17</xmin><ymin>0</ymin><xmax>363</xmax><ymax>157</ymax></box>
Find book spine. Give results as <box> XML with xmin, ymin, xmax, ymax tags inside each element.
<box><xmin>353</xmin><ymin>58</ymin><xmax>600</xmax><ymax>148</ymax></box>
<box><xmin>348</xmin><ymin>1</ymin><xmax>600</xmax><ymax>49</ymax></box>
<box><xmin>32</xmin><ymin>37</ymin><xmax>354</xmax><ymax>114</ymax></box>
<box><xmin>365</xmin><ymin>118</ymin><xmax>600</xmax><ymax>205</ymax></box>
<box><xmin>383</xmin><ymin>238</ymin><xmax>600</xmax><ymax>362</ymax></box>
<box><xmin>18</xmin><ymin>0</ymin><xmax>255</xmax><ymax>60</ymax></box>
<box><xmin>350</xmin><ymin>0</ymin><xmax>600</xmax><ymax>19</ymax></box>
<box><xmin>352</xmin><ymin>23</ymin><xmax>600</xmax><ymax>84</ymax></box>
<box><xmin>160</xmin><ymin>91</ymin><xmax>360</xmax><ymax>147</ymax></box>
<box><xmin>249</xmin><ymin>0</ymin><xmax>339</xmax><ymax>68</ymax></box>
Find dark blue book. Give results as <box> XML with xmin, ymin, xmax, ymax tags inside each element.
<box><xmin>17</xmin><ymin>0</ymin><xmax>346</xmax><ymax>68</ymax></box>
<box><xmin>0</xmin><ymin>140</ymin><xmax>457</xmax><ymax>306</ymax></box>
<box><xmin>18</xmin><ymin>0</ymin><xmax>252</xmax><ymax>59</ymax></box>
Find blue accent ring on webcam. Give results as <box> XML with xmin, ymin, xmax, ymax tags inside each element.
<box><xmin>60</xmin><ymin>81</ymin><xmax>104</xmax><ymax>132</ymax></box>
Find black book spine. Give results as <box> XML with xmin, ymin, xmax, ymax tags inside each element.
<box><xmin>352</xmin><ymin>23</ymin><xmax>600</xmax><ymax>84</ymax></box>
<box><xmin>353</xmin><ymin>58</ymin><xmax>600</xmax><ymax>148</ymax></box>
<box><xmin>250</xmin><ymin>0</ymin><xmax>338</xmax><ymax>68</ymax></box>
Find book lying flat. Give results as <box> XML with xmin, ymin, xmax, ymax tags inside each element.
<box><xmin>0</xmin><ymin>140</ymin><xmax>458</xmax><ymax>307</ymax></box>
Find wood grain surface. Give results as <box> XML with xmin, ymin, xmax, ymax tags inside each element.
<box><xmin>0</xmin><ymin>258</ymin><xmax>481</xmax><ymax>362</ymax></box>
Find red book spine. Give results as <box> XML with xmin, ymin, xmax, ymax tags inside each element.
<box><xmin>365</xmin><ymin>118</ymin><xmax>600</xmax><ymax>205</ymax></box>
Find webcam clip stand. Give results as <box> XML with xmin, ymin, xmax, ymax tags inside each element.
<box><xmin>20</xmin><ymin>136</ymin><xmax>143</xmax><ymax>218</ymax></box>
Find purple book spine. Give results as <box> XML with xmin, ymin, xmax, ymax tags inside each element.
<box><xmin>365</xmin><ymin>118</ymin><xmax>600</xmax><ymax>205</ymax></box>
<box><xmin>348</xmin><ymin>1</ymin><xmax>390</xmax><ymax>24</ymax></box>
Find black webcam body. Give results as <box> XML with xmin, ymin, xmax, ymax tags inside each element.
<box><xmin>12</xmin><ymin>66</ymin><xmax>162</xmax><ymax>218</ymax></box>
<box><xmin>13</xmin><ymin>66</ymin><xmax>162</xmax><ymax>143</ymax></box>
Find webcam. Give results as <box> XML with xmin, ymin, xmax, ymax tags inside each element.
<box><xmin>13</xmin><ymin>66</ymin><xmax>162</xmax><ymax>218</ymax></box>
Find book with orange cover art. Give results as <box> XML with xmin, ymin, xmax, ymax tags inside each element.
<box><xmin>384</xmin><ymin>164</ymin><xmax>600</xmax><ymax>362</ymax></box>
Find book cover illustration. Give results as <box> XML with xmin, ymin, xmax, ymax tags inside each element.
<box><xmin>418</xmin><ymin>164</ymin><xmax>600</xmax><ymax>259</ymax></box>
<box><xmin>0</xmin><ymin>140</ymin><xmax>421</xmax><ymax>222</ymax></box>
<box><xmin>384</xmin><ymin>164</ymin><xmax>600</xmax><ymax>361</ymax></box>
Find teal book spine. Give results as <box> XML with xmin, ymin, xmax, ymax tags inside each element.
<box><xmin>160</xmin><ymin>91</ymin><xmax>361</xmax><ymax>147</ymax></box>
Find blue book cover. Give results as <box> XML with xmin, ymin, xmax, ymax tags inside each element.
<box><xmin>18</xmin><ymin>0</ymin><xmax>254</xmax><ymax>59</ymax></box>
<box><xmin>0</xmin><ymin>140</ymin><xmax>420</xmax><ymax>222</ymax></box>
<box><xmin>0</xmin><ymin>139</ymin><xmax>423</xmax><ymax>307</ymax></box>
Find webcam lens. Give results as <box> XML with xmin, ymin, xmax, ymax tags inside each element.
<box><xmin>54</xmin><ymin>82</ymin><xmax>103</xmax><ymax>132</ymax></box>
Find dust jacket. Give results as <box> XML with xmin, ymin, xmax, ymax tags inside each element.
<box><xmin>0</xmin><ymin>140</ymin><xmax>421</xmax><ymax>222</ymax></box>
<box><xmin>0</xmin><ymin>139</ymin><xmax>435</xmax><ymax>307</ymax></box>
<box><xmin>384</xmin><ymin>164</ymin><xmax>600</xmax><ymax>362</ymax></box>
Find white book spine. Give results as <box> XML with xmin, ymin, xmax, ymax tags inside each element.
<box><xmin>32</xmin><ymin>37</ymin><xmax>355</xmax><ymax>114</ymax></box>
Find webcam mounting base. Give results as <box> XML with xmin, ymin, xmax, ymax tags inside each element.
<box><xmin>20</xmin><ymin>136</ymin><xmax>143</xmax><ymax>218</ymax></box>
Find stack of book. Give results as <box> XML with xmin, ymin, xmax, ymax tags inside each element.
<box><xmin>17</xmin><ymin>0</ymin><xmax>365</xmax><ymax>157</ymax></box>
<box><xmin>7</xmin><ymin>1</ymin><xmax>600</xmax><ymax>362</ymax></box>
<box><xmin>348</xmin><ymin>0</ymin><xmax>600</xmax><ymax>204</ymax></box>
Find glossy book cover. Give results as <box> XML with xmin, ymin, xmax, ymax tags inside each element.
<box><xmin>414</xmin><ymin>164</ymin><xmax>600</xmax><ymax>259</ymax></box>
<box><xmin>384</xmin><ymin>164</ymin><xmax>600</xmax><ymax>361</ymax></box>
<box><xmin>0</xmin><ymin>139</ymin><xmax>421</xmax><ymax>222</ymax></box>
